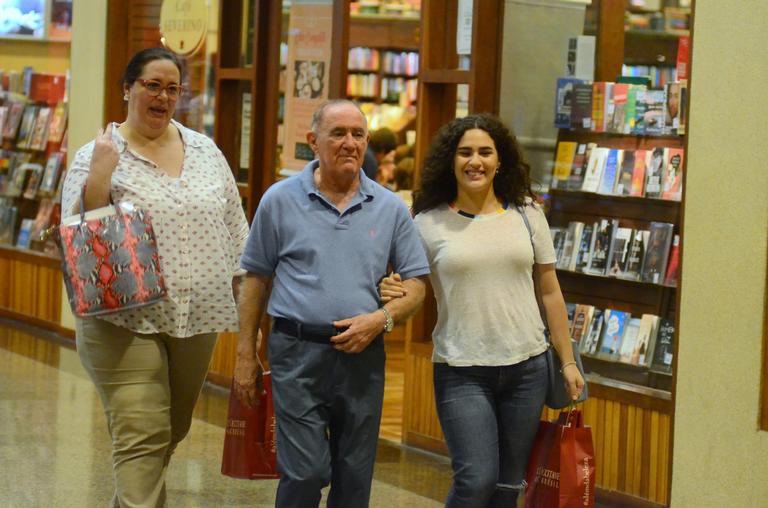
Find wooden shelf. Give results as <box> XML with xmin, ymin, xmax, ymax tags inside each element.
<box><xmin>349</xmin><ymin>14</ymin><xmax>420</xmax><ymax>50</ymax></box>
<box><xmin>547</xmin><ymin>188</ymin><xmax>680</xmax><ymax>224</ymax></box>
<box><xmin>217</xmin><ymin>68</ymin><xmax>254</xmax><ymax>81</ymax></box>
<box><xmin>0</xmin><ymin>245</ymin><xmax>60</xmax><ymax>269</ymax></box>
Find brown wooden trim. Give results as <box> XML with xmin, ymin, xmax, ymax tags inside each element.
<box><xmin>218</xmin><ymin>68</ymin><xmax>254</xmax><ymax>81</ymax></box>
<box><xmin>596</xmin><ymin>487</ymin><xmax>667</xmax><ymax>508</ymax></box>
<box><xmin>762</xmin><ymin>234</ymin><xmax>768</xmax><ymax>430</ymax></box>
<box><xmin>0</xmin><ymin>245</ymin><xmax>60</xmax><ymax>269</ymax></box>
<box><xmin>329</xmin><ymin>0</ymin><xmax>350</xmax><ymax>99</ymax></box>
<box><xmin>104</xmin><ymin>0</ymin><xmax>130</xmax><ymax>125</ymax></box>
<box><xmin>0</xmin><ymin>307</ymin><xmax>61</xmax><ymax>334</ymax></box>
<box><xmin>403</xmin><ymin>431</ymin><xmax>448</xmax><ymax>456</ymax></box>
<box><xmin>468</xmin><ymin>0</ymin><xmax>504</xmax><ymax>114</ymax></box>
<box><xmin>595</xmin><ymin>0</ymin><xmax>625</xmax><ymax>82</ymax></box>
<box><xmin>56</xmin><ymin>324</ymin><xmax>75</xmax><ymax>340</ymax></box>
<box><xmin>419</xmin><ymin>69</ymin><xmax>470</xmax><ymax>84</ymax></box>
<box><xmin>587</xmin><ymin>375</ymin><xmax>673</xmax><ymax>414</ymax></box>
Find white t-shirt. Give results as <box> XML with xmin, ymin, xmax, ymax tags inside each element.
<box><xmin>414</xmin><ymin>201</ymin><xmax>557</xmax><ymax>366</ymax></box>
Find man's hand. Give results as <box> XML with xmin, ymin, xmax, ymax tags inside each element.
<box><xmin>233</xmin><ymin>329</ymin><xmax>264</xmax><ymax>408</ymax></box>
<box><xmin>331</xmin><ymin>311</ymin><xmax>386</xmax><ymax>354</ymax></box>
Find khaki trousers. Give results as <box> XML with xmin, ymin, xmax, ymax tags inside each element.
<box><xmin>76</xmin><ymin>318</ymin><xmax>218</xmax><ymax>508</ymax></box>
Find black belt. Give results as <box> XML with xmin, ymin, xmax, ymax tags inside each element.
<box><xmin>273</xmin><ymin>318</ymin><xmax>341</xmax><ymax>344</ymax></box>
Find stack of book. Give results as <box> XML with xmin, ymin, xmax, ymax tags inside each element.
<box><xmin>551</xmin><ymin>219</ymin><xmax>679</xmax><ymax>286</ymax></box>
<box><xmin>566</xmin><ymin>303</ymin><xmax>675</xmax><ymax>374</ymax></box>
<box><xmin>550</xmin><ymin>141</ymin><xmax>684</xmax><ymax>201</ymax></box>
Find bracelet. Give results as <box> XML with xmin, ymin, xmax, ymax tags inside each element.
<box><xmin>559</xmin><ymin>361</ymin><xmax>577</xmax><ymax>373</ymax></box>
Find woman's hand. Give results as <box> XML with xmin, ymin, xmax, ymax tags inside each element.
<box><xmin>90</xmin><ymin>124</ymin><xmax>120</xmax><ymax>179</ymax></box>
<box><xmin>562</xmin><ymin>363</ymin><xmax>586</xmax><ymax>401</ymax></box>
<box><xmin>379</xmin><ymin>272</ymin><xmax>406</xmax><ymax>303</ymax></box>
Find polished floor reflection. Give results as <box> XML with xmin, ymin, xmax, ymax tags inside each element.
<box><xmin>0</xmin><ymin>319</ymin><xmax>451</xmax><ymax>508</ymax></box>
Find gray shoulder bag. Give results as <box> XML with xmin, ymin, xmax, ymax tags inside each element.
<box><xmin>515</xmin><ymin>204</ymin><xmax>588</xmax><ymax>408</ymax></box>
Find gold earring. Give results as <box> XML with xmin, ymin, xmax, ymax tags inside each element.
<box><xmin>123</xmin><ymin>94</ymin><xmax>129</xmax><ymax>101</ymax></box>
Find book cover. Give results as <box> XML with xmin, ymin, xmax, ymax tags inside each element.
<box><xmin>602</xmin><ymin>82</ymin><xmax>615</xmax><ymax>133</ymax></box>
<box><xmin>622</xmin><ymin>229</ymin><xmax>649</xmax><ymax>281</ymax></box>
<box><xmin>632</xmin><ymin>314</ymin><xmax>660</xmax><ymax>367</ymax></box>
<box><xmin>581</xmin><ymin>147</ymin><xmax>608</xmax><ymax>193</ymax></box>
<box><xmin>664</xmin><ymin>234</ymin><xmax>680</xmax><ymax>287</ymax></box>
<box><xmin>661</xmin><ymin>148</ymin><xmax>685</xmax><ymax>200</ymax></box>
<box><xmin>2</xmin><ymin>102</ymin><xmax>24</xmax><ymax>140</ymax></box>
<box><xmin>39</xmin><ymin>152</ymin><xmax>64</xmax><ymax>195</ymax></box>
<box><xmin>629</xmin><ymin>149</ymin><xmax>648</xmax><ymax>197</ymax></box>
<box><xmin>15</xmin><ymin>105</ymin><xmax>39</xmax><ymax>149</ymax></box>
<box><xmin>0</xmin><ymin>201</ymin><xmax>18</xmax><ymax>245</ymax></box>
<box><xmin>645</xmin><ymin>147</ymin><xmax>666</xmax><ymax>198</ymax></box>
<box><xmin>581</xmin><ymin>308</ymin><xmax>604</xmax><ymax>356</ymax></box>
<box><xmin>559</xmin><ymin>221</ymin><xmax>584</xmax><ymax>271</ymax></box>
<box><xmin>573</xmin><ymin>223</ymin><xmax>595</xmax><ymax>273</ymax></box>
<box><xmin>0</xmin><ymin>106</ymin><xmax>7</xmax><ymax>136</ymax></box>
<box><xmin>624</xmin><ymin>84</ymin><xmax>645</xmax><ymax>134</ymax></box>
<box><xmin>650</xmin><ymin>318</ymin><xmax>675</xmax><ymax>374</ymax></box>
<box><xmin>567</xmin><ymin>143</ymin><xmax>589</xmax><ymax>190</ymax></box>
<box><xmin>28</xmin><ymin>106</ymin><xmax>52</xmax><ymax>151</ymax></box>
<box><xmin>15</xmin><ymin>218</ymin><xmax>34</xmax><ymax>249</ymax></box>
<box><xmin>566</xmin><ymin>35</ymin><xmax>596</xmax><ymax>81</ymax></box>
<box><xmin>619</xmin><ymin>317</ymin><xmax>642</xmax><ymax>363</ymax></box>
<box><xmin>552</xmin><ymin>141</ymin><xmax>577</xmax><ymax>189</ymax></box>
<box><xmin>608</xmin><ymin>83</ymin><xmax>629</xmax><ymax>133</ymax></box>
<box><xmin>676</xmin><ymin>35</ymin><xmax>690</xmax><ymax>81</ymax></box>
<box><xmin>554</xmin><ymin>78</ymin><xmax>584</xmax><ymax>129</ymax></box>
<box><xmin>607</xmin><ymin>227</ymin><xmax>634</xmax><ymax>278</ymax></box>
<box><xmin>587</xmin><ymin>218</ymin><xmax>618</xmax><ymax>275</ymax></box>
<box><xmin>665</xmin><ymin>82</ymin><xmax>683</xmax><ymax>135</ymax></box>
<box><xmin>598</xmin><ymin>148</ymin><xmax>622</xmax><ymax>195</ymax></box>
<box><xmin>599</xmin><ymin>309</ymin><xmax>630</xmax><ymax>360</ymax></box>
<box><xmin>642</xmin><ymin>89</ymin><xmax>667</xmax><ymax>136</ymax></box>
<box><xmin>550</xmin><ymin>227</ymin><xmax>567</xmax><ymax>266</ymax></box>
<box><xmin>633</xmin><ymin>89</ymin><xmax>648</xmax><ymax>135</ymax></box>
<box><xmin>47</xmin><ymin>102</ymin><xmax>68</xmax><ymax>144</ymax></box>
<box><xmin>570</xmin><ymin>83</ymin><xmax>593</xmax><ymax>130</ymax></box>
<box><xmin>4</xmin><ymin>157</ymin><xmax>33</xmax><ymax>198</ymax></box>
<box><xmin>641</xmin><ymin>222</ymin><xmax>675</xmax><ymax>284</ymax></box>
<box><xmin>565</xmin><ymin>303</ymin><xmax>577</xmax><ymax>329</ymax></box>
<box><xmin>616</xmin><ymin>150</ymin><xmax>635</xmax><ymax>196</ymax></box>
<box><xmin>676</xmin><ymin>80</ymin><xmax>688</xmax><ymax>136</ymax></box>
<box><xmin>591</xmin><ymin>82</ymin><xmax>607</xmax><ymax>133</ymax></box>
<box><xmin>22</xmin><ymin>164</ymin><xmax>44</xmax><ymax>200</ymax></box>
<box><xmin>570</xmin><ymin>304</ymin><xmax>595</xmax><ymax>344</ymax></box>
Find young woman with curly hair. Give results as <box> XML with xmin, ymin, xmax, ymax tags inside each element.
<box><xmin>381</xmin><ymin>114</ymin><xmax>584</xmax><ymax>508</ymax></box>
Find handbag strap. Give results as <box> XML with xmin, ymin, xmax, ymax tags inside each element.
<box><xmin>514</xmin><ymin>203</ymin><xmax>552</xmax><ymax>335</ymax></box>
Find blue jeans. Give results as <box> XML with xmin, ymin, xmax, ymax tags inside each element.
<box><xmin>268</xmin><ymin>328</ymin><xmax>386</xmax><ymax>508</ymax></box>
<box><xmin>434</xmin><ymin>353</ymin><xmax>547</xmax><ymax>508</ymax></box>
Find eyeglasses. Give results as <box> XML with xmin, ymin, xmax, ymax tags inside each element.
<box><xmin>136</xmin><ymin>78</ymin><xmax>184</xmax><ymax>99</ymax></box>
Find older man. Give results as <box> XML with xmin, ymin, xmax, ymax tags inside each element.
<box><xmin>235</xmin><ymin>99</ymin><xmax>428</xmax><ymax>508</ymax></box>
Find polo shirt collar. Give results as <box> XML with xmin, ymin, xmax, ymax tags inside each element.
<box><xmin>300</xmin><ymin>159</ymin><xmax>376</xmax><ymax>206</ymax></box>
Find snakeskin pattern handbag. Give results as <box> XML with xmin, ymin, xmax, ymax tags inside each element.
<box><xmin>59</xmin><ymin>196</ymin><xmax>166</xmax><ymax>317</ymax></box>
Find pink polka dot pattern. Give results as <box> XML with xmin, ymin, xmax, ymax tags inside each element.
<box><xmin>62</xmin><ymin>121</ymin><xmax>249</xmax><ymax>338</ymax></box>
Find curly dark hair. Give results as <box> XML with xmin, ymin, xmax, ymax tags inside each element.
<box><xmin>412</xmin><ymin>114</ymin><xmax>535</xmax><ymax>215</ymax></box>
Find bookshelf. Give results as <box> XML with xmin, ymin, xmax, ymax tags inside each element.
<box><xmin>0</xmin><ymin>70</ymin><xmax>68</xmax><ymax>332</ymax></box>
<box><xmin>347</xmin><ymin>14</ymin><xmax>420</xmax><ymax>139</ymax></box>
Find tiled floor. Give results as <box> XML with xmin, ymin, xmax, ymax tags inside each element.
<box><xmin>0</xmin><ymin>319</ymin><xmax>452</xmax><ymax>508</ymax></box>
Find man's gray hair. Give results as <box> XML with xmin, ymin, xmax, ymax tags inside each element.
<box><xmin>310</xmin><ymin>99</ymin><xmax>368</xmax><ymax>133</ymax></box>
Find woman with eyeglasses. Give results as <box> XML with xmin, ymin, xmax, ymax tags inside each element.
<box><xmin>61</xmin><ymin>48</ymin><xmax>249</xmax><ymax>507</ymax></box>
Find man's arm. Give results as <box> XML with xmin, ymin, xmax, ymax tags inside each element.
<box><xmin>234</xmin><ymin>272</ymin><xmax>272</xmax><ymax>407</ymax></box>
<box><xmin>331</xmin><ymin>276</ymin><xmax>426</xmax><ymax>354</ymax></box>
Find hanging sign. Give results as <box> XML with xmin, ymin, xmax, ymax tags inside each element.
<box><xmin>160</xmin><ymin>0</ymin><xmax>208</xmax><ymax>56</ymax></box>
<box><xmin>281</xmin><ymin>1</ymin><xmax>334</xmax><ymax>173</ymax></box>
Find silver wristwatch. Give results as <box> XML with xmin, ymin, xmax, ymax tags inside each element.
<box><xmin>380</xmin><ymin>307</ymin><xmax>394</xmax><ymax>333</ymax></box>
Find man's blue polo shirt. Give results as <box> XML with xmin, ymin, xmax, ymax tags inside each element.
<box><xmin>240</xmin><ymin>160</ymin><xmax>430</xmax><ymax>324</ymax></box>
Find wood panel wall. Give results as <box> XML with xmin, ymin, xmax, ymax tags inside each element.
<box><xmin>403</xmin><ymin>343</ymin><xmax>671</xmax><ymax>506</ymax></box>
<box><xmin>0</xmin><ymin>249</ymin><xmax>62</xmax><ymax>330</ymax></box>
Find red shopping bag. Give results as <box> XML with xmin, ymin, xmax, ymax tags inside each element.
<box><xmin>525</xmin><ymin>408</ymin><xmax>595</xmax><ymax>508</ymax></box>
<box><xmin>221</xmin><ymin>372</ymin><xmax>280</xmax><ymax>479</ymax></box>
